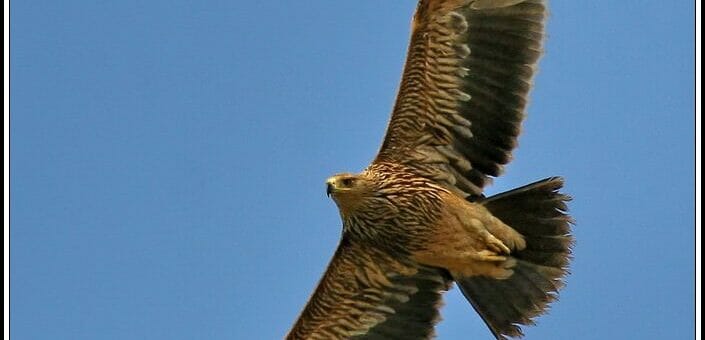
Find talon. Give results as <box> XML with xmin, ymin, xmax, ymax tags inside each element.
<box><xmin>476</xmin><ymin>250</ymin><xmax>507</xmax><ymax>262</ymax></box>
<box><xmin>485</xmin><ymin>234</ymin><xmax>511</xmax><ymax>255</ymax></box>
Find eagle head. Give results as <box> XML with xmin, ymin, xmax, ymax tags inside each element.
<box><xmin>325</xmin><ymin>173</ymin><xmax>376</xmax><ymax>216</ymax></box>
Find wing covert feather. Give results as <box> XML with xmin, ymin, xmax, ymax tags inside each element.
<box><xmin>287</xmin><ymin>237</ymin><xmax>451</xmax><ymax>340</ymax></box>
<box><xmin>374</xmin><ymin>0</ymin><xmax>547</xmax><ymax>196</ymax></box>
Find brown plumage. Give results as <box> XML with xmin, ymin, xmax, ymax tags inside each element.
<box><xmin>287</xmin><ymin>1</ymin><xmax>573</xmax><ymax>339</ymax></box>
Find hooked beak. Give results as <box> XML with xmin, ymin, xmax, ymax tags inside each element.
<box><xmin>326</xmin><ymin>182</ymin><xmax>334</xmax><ymax>197</ymax></box>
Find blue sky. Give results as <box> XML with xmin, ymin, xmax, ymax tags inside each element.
<box><xmin>11</xmin><ymin>1</ymin><xmax>694</xmax><ymax>339</ymax></box>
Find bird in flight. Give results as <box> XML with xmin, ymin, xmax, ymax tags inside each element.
<box><xmin>287</xmin><ymin>0</ymin><xmax>573</xmax><ymax>339</ymax></box>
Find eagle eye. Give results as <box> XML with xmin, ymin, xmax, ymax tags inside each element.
<box><xmin>341</xmin><ymin>178</ymin><xmax>354</xmax><ymax>187</ymax></box>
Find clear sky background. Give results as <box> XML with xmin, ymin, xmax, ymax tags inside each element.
<box><xmin>11</xmin><ymin>1</ymin><xmax>694</xmax><ymax>339</ymax></box>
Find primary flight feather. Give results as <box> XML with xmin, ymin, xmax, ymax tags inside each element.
<box><xmin>287</xmin><ymin>1</ymin><xmax>573</xmax><ymax>339</ymax></box>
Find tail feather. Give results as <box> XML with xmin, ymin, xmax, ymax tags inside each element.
<box><xmin>455</xmin><ymin>177</ymin><xmax>573</xmax><ymax>339</ymax></box>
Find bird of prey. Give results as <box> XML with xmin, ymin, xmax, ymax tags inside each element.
<box><xmin>287</xmin><ymin>0</ymin><xmax>573</xmax><ymax>339</ymax></box>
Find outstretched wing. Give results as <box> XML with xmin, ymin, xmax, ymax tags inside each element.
<box><xmin>287</xmin><ymin>237</ymin><xmax>451</xmax><ymax>339</ymax></box>
<box><xmin>374</xmin><ymin>0</ymin><xmax>546</xmax><ymax>197</ymax></box>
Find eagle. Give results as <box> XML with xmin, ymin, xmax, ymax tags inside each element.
<box><xmin>287</xmin><ymin>0</ymin><xmax>573</xmax><ymax>339</ymax></box>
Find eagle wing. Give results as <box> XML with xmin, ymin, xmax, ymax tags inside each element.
<box><xmin>373</xmin><ymin>0</ymin><xmax>546</xmax><ymax>197</ymax></box>
<box><xmin>287</xmin><ymin>237</ymin><xmax>451</xmax><ymax>339</ymax></box>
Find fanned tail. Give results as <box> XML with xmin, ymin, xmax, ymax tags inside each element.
<box><xmin>455</xmin><ymin>177</ymin><xmax>574</xmax><ymax>339</ymax></box>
